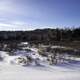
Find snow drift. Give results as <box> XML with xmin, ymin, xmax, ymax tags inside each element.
<box><xmin>0</xmin><ymin>49</ymin><xmax>80</xmax><ymax>80</ymax></box>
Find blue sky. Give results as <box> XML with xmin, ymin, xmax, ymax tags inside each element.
<box><xmin>0</xmin><ymin>0</ymin><xmax>80</xmax><ymax>31</ymax></box>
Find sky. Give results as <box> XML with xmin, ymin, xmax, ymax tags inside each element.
<box><xmin>0</xmin><ymin>0</ymin><xmax>80</xmax><ymax>31</ymax></box>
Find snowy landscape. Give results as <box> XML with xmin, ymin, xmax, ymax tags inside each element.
<box><xmin>0</xmin><ymin>0</ymin><xmax>80</xmax><ymax>80</ymax></box>
<box><xmin>0</xmin><ymin>42</ymin><xmax>80</xmax><ymax>80</ymax></box>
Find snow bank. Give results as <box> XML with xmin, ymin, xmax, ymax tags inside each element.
<box><xmin>0</xmin><ymin>62</ymin><xmax>80</xmax><ymax>80</ymax></box>
<box><xmin>0</xmin><ymin>50</ymin><xmax>80</xmax><ymax>80</ymax></box>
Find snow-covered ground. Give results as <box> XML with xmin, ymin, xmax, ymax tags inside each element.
<box><xmin>0</xmin><ymin>50</ymin><xmax>80</xmax><ymax>80</ymax></box>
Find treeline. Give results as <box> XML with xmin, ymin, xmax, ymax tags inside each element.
<box><xmin>0</xmin><ymin>28</ymin><xmax>80</xmax><ymax>44</ymax></box>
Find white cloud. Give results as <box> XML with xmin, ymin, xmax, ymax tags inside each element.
<box><xmin>0</xmin><ymin>0</ymin><xmax>14</xmax><ymax>14</ymax></box>
<box><xmin>0</xmin><ymin>0</ymin><xmax>36</xmax><ymax>30</ymax></box>
<box><xmin>0</xmin><ymin>0</ymin><xmax>41</xmax><ymax>18</ymax></box>
<box><xmin>0</xmin><ymin>21</ymin><xmax>35</xmax><ymax>31</ymax></box>
<box><xmin>0</xmin><ymin>0</ymin><xmax>45</xmax><ymax>31</ymax></box>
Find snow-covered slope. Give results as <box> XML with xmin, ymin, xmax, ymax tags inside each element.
<box><xmin>0</xmin><ymin>50</ymin><xmax>80</xmax><ymax>80</ymax></box>
<box><xmin>0</xmin><ymin>61</ymin><xmax>80</xmax><ymax>80</ymax></box>
<box><xmin>0</xmin><ymin>49</ymin><xmax>43</xmax><ymax>64</ymax></box>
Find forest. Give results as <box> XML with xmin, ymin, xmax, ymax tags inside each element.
<box><xmin>0</xmin><ymin>27</ymin><xmax>80</xmax><ymax>47</ymax></box>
